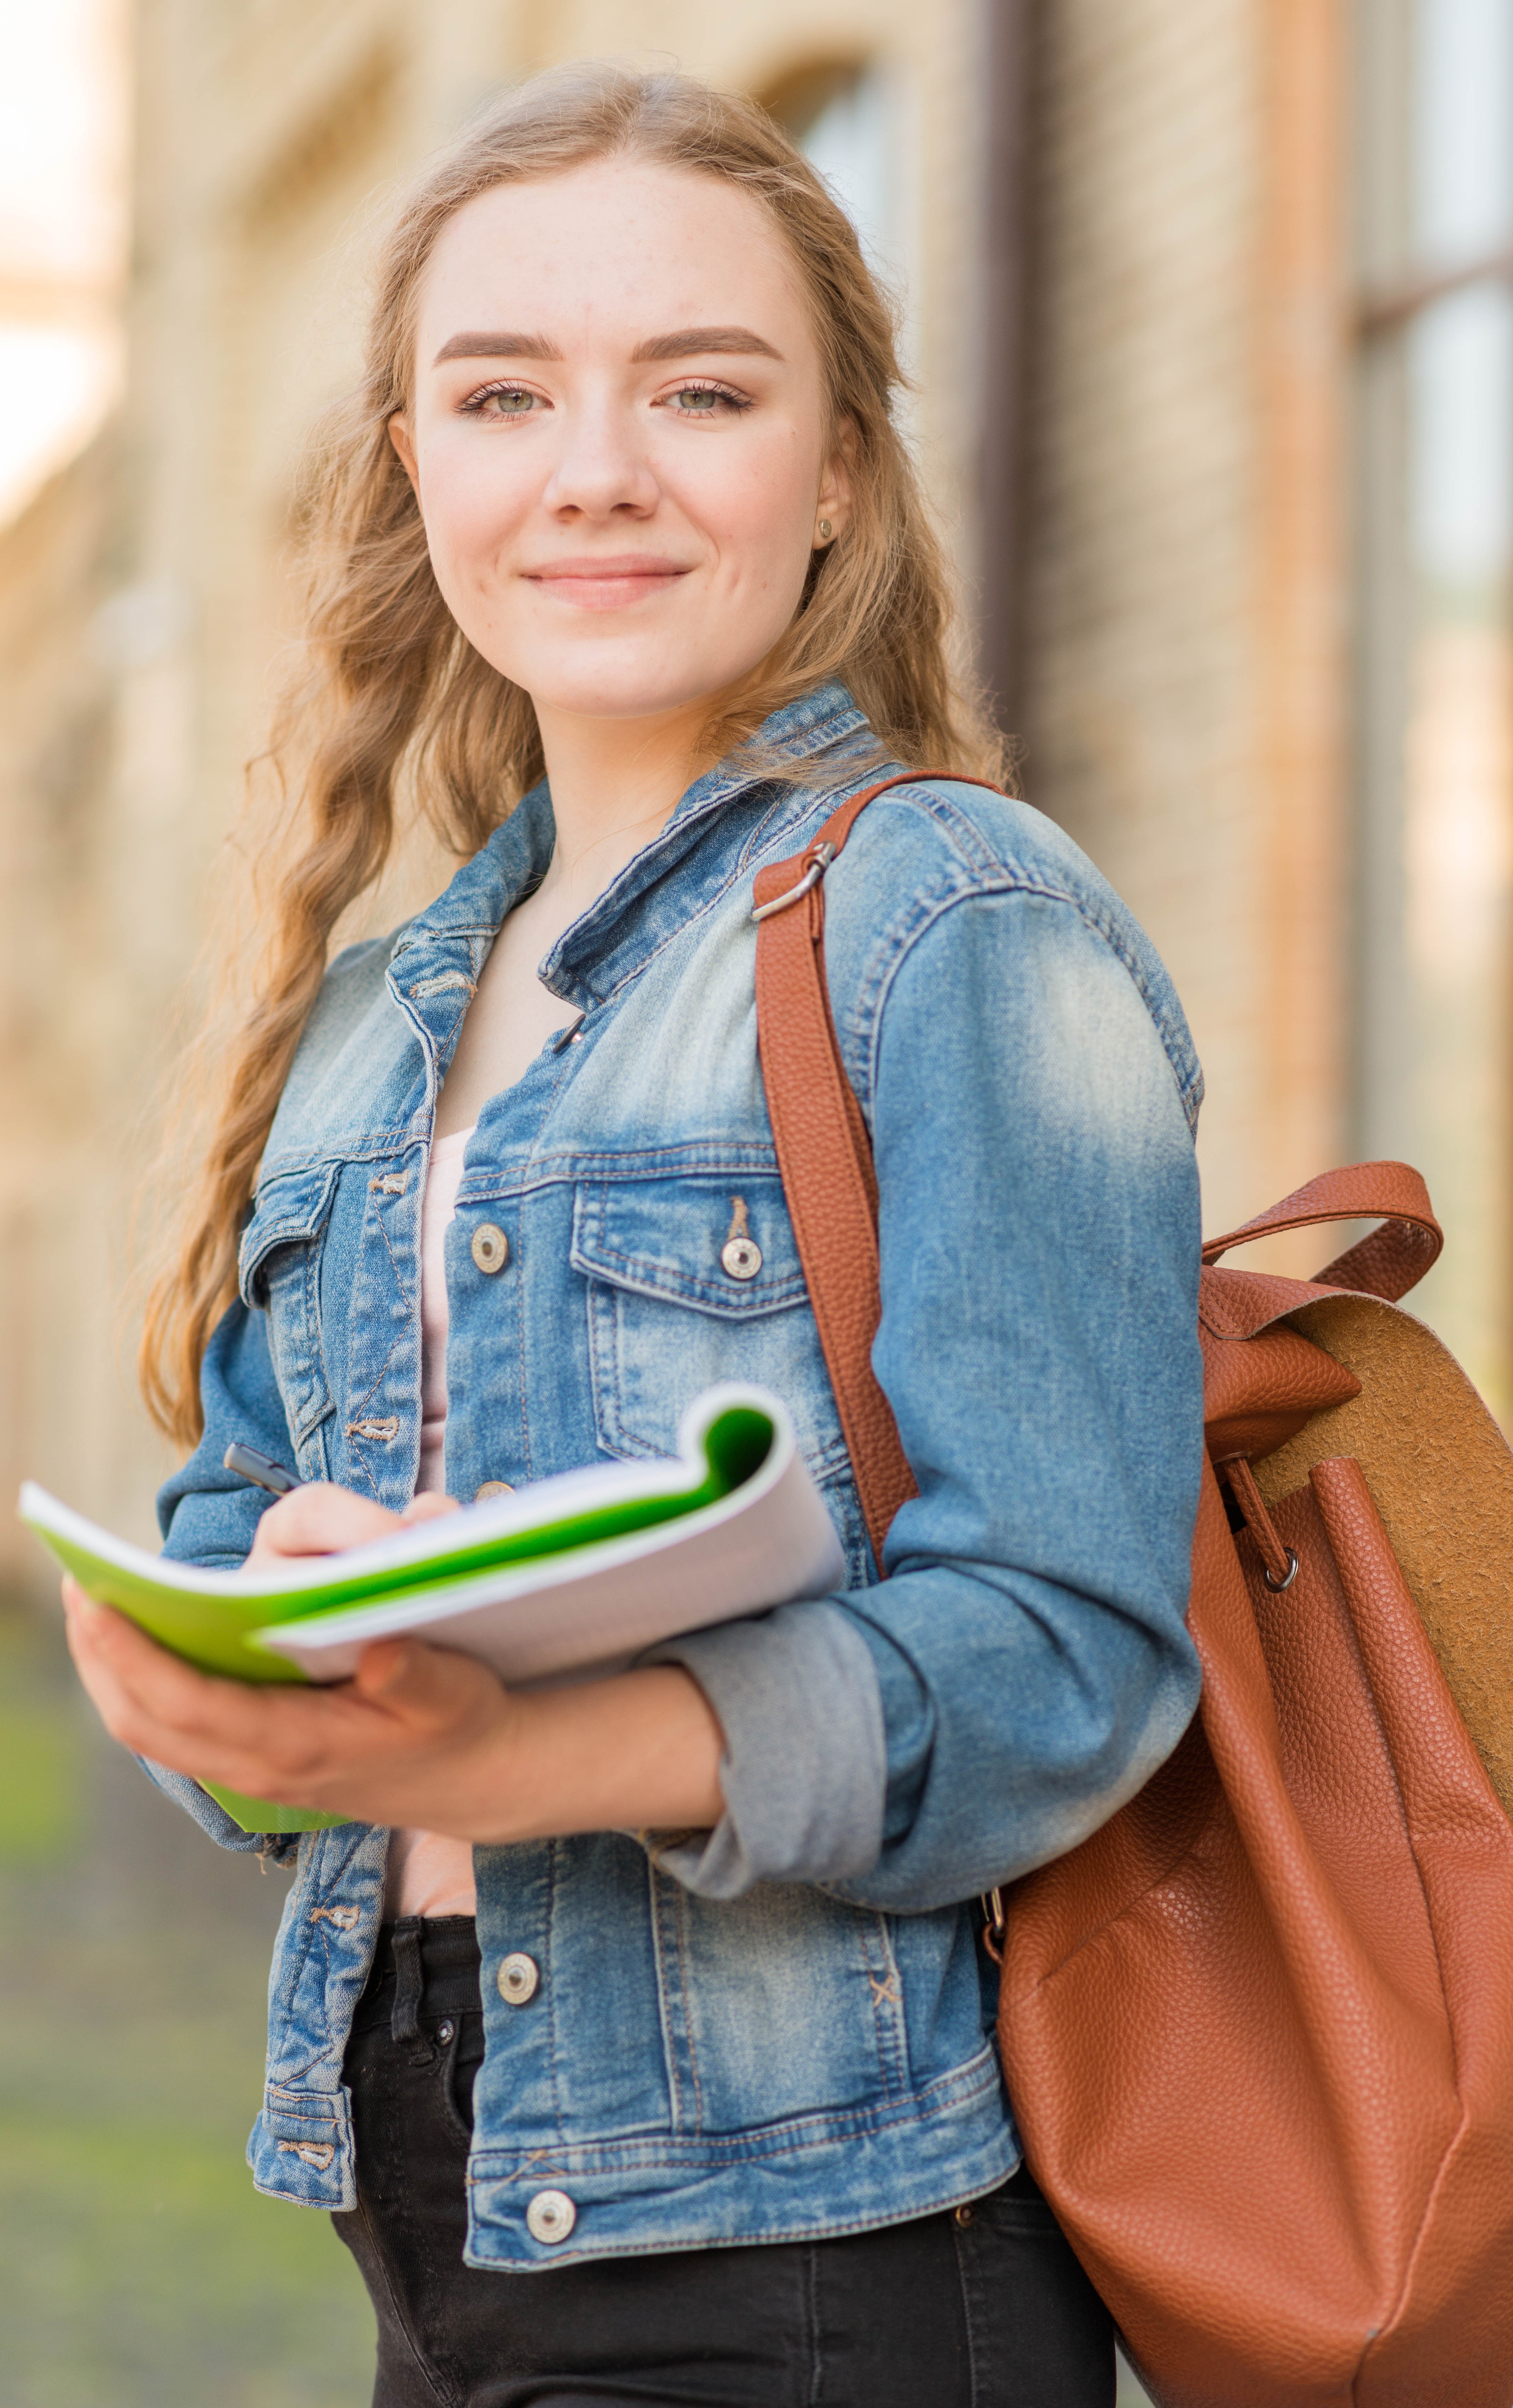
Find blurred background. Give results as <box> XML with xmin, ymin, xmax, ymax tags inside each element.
<box><xmin>0</xmin><ymin>1</ymin><xmax>1508</xmax><ymax>2400</ymax></box>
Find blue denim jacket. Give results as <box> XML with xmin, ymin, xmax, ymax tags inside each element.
<box><xmin>150</xmin><ymin>680</ymin><xmax>1204</xmax><ymax>2269</ymax></box>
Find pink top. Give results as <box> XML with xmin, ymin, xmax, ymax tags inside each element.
<box><xmin>415</xmin><ymin>1126</ymin><xmax>472</xmax><ymax>1500</ymax></box>
<box><xmin>383</xmin><ymin>1126</ymin><xmax>480</xmax><ymax>1922</ymax></box>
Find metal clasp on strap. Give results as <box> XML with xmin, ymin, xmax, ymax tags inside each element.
<box><xmin>751</xmin><ymin>841</ymin><xmax>836</xmax><ymax>923</ymax></box>
<box><xmin>980</xmin><ymin>1887</ymin><xmax>1006</xmax><ymax>1966</ymax></box>
<box><xmin>1221</xmin><ymin>1457</ymin><xmax>1301</xmax><ymax>1592</ymax></box>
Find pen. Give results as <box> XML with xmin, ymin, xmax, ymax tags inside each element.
<box><xmin>223</xmin><ymin>1441</ymin><xmax>306</xmax><ymax>1497</ymax></box>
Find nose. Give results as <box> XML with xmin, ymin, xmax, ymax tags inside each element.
<box><xmin>540</xmin><ymin>388</ymin><xmax>660</xmax><ymax>522</ymax></box>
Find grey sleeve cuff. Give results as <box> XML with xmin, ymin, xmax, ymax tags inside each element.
<box><xmin>641</xmin><ymin>1601</ymin><xmax>886</xmax><ymax>1900</ymax></box>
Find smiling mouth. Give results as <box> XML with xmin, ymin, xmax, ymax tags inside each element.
<box><xmin>522</xmin><ymin>556</ymin><xmax>693</xmax><ymax>610</ymax></box>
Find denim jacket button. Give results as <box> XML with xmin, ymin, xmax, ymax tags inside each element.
<box><xmin>471</xmin><ymin>1223</ymin><xmax>510</xmax><ymax>1274</ymax></box>
<box><xmin>497</xmin><ymin>1951</ymin><xmax>540</xmax><ymax>2006</ymax></box>
<box><xmin>475</xmin><ymin>1481</ymin><xmax>514</xmax><ymax>1502</ymax></box>
<box><xmin>720</xmin><ymin>1236</ymin><xmax>762</xmax><ymax>1280</ymax></box>
<box><xmin>526</xmin><ymin>2189</ymin><xmax>576</xmax><ymax>2244</ymax></box>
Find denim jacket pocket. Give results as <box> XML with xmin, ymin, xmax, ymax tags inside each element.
<box><xmin>571</xmin><ymin>1169</ymin><xmax>865</xmax><ymax>1575</ymax></box>
<box><xmin>646</xmin><ymin>1868</ymin><xmax>914</xmax><ymax>2131</ymax></box>
<box><xmin>238</xmin><ymin>1162</ymin><xmax>341</xmax><ymax>1449</ymax></box>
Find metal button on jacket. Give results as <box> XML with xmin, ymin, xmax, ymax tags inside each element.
<box><xmin>471</xmin><ymin>1222</ymin><xmax>509</xmax><ymax>1274</ymax></box>
<box><xmin>497</xmin><ymin>1951</ymin><xmax>539</xmax><ymax>2006</ymax></box>
<box><xmin>526</xmin><ymin>2189</ymin><xmax>576</xmax><ymax>2244</ymax></box>
<box><xmin>475</xmin><ymin>1480</ymin><xmax>514</xmax><ymax>1502</ymax></box>
<box><xmin>721</xmin><ymin>1235</ymin><xmax>762</xmax><ymax>1280</ymax></box>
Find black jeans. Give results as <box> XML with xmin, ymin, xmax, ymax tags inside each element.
<box><xmin>334</xmin><ymin>1918</ymin><xmax>1114</xmax><ymax>2408</ymax></box>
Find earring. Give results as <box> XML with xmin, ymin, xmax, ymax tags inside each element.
<box><xmin>816</xmin><ymin>518</ymin><xmax>833</xmax><ymax>543</ymax></box>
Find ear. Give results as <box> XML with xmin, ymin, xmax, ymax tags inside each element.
<box><xmin>388</xmin><ymin>412</ymin><xmax>420</xmax><ymax>494</ymax></box>
<box><xmin>815</xmin><ymin>416</ymin><xmax>856</xmax><ymax>541</ymax></box>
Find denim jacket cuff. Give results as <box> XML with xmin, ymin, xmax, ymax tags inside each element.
<box><xmin>640</xmin><ymin>1600</ymin><xmax>886</xmax><ymax>1898</ymax></box>
<box><xmin>136</xmin><ymin>1757</ymin><xmax>299</xmax><ymax>1861</ymax></box>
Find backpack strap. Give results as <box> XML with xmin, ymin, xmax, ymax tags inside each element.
<box><xmin>752</xmin><ymin>773</ymin><xmax>1001</xmax><ymax>1565</ymax></box>
<box><xmin>1201</xmin><ymin>1163</ymin><xmax>1443</xmax><ymax>1302</ymax></box>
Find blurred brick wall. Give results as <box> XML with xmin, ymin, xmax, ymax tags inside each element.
<box><xmin>0</xmin><ymin>438</ymin><xmax>145</xmax><ymax>1579</ymax></box>
<box><xmin>1020</xmin><ymin>0</ymin><xmax>1351</xmax><ymax>1249</ymax></box>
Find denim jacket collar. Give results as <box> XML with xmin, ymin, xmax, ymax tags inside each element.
<box><xmin>389</xmin><ymin>679</ymin><xmax>875</xmax><ymax>1035</ymax></box>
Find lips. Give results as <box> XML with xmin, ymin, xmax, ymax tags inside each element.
<box><xmin>522</xmin><ymin>555</ymin><xmax>693</xmax><ymax>610</ymax></box>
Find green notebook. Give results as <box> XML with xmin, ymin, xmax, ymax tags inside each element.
<box><xmin>19</xmin><ymin>1384</ymin><xmax>845</xmax><ymax>1835</ymax></box>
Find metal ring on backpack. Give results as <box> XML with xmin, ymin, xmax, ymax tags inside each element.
<box><xmin>1264</xmin><ymin>1548</ymin><xmax>1300</xmax><ymax>1592</ymax></box>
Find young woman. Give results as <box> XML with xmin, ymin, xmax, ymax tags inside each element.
<box><xmin>63</xmin><ymin>65</ymin><xmax>1204</xmax><ymax>2408</ymax></box>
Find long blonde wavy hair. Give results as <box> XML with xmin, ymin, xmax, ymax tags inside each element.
<box><xmin>140</xmin><ymin>60</ymin><xmax>1007</xmax><ymax>1449</ymax></box>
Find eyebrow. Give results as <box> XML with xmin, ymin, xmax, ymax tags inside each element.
<box><xmin>430</xmin><ymin>324</ymin><xmax>784</xmax><ymax>368</ymax></box>
<box><xmin>631</xmin><ymin>326</ymin><xmax>784</xmax><ymax>363</ymax></box>
<box><xmin>432</xmin><ymin>330</ymin><xmax>564</xmax><ymax>365</ymax></box>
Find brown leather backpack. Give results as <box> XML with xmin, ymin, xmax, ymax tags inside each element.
<box><xmin>753</xmin><ymin>777</ymin><xmax>1513</xmax><ymax>2408</ymax></box>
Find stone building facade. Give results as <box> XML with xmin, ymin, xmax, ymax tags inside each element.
<box><xmin>2</xmin><ymin>0</ymin><xmax>1505</xmax><ymax>1571</ymax></box>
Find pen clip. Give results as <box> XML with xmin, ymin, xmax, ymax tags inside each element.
<box><xmin>223</xmin><ymin>1442</ymin><xmax>303</xmax><ymax>1497</ymax></box>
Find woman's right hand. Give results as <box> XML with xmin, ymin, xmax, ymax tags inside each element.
<box><xmin>244</xmin><ymin>1482</ymin><xmax>460</xmax><ymax>1571</ymax></box>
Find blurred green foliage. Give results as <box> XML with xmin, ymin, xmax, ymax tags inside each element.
<box><xmin>0</xmin><ymin>1615</ymin><xmax>83</xmax><ymax>1863</ymax></box>
<box><xmin>0</xmin><ymin>1603</ymin><xmax>372</xmax><ymax>2407</ymax></box>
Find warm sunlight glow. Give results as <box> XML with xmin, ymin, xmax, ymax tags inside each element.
<box><xmin>0</xmin><ymin>0</ymin><xmax>128</xmax><ymax>522</ymax></box>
